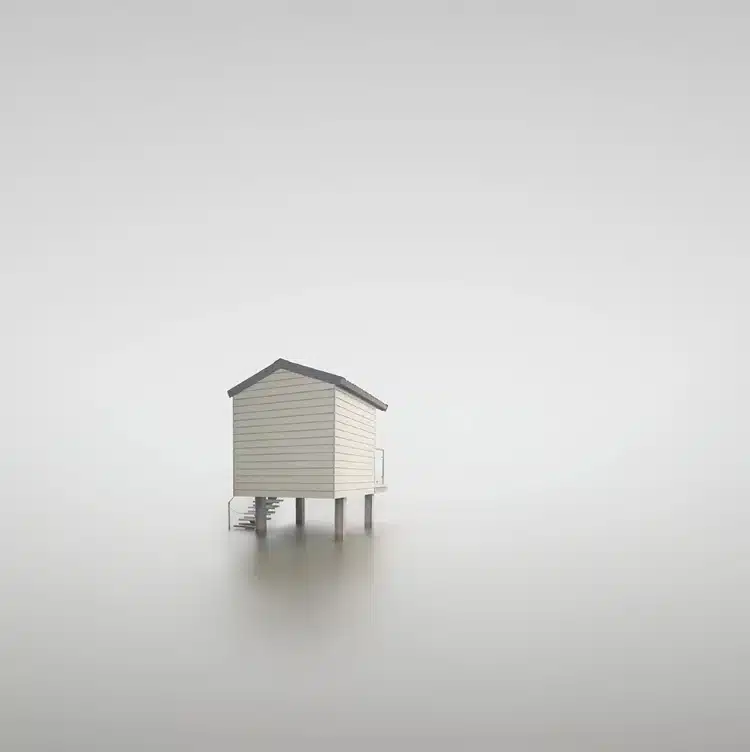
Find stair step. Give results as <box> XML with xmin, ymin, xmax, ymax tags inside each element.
<box><xmin>232</xmin><ymin>499</ymin><xmax>282</xmax><ymax>531</ymax></box>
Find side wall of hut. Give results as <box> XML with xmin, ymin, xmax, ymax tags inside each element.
<box><xmin>334</xmin><ymin>387</ymin><xmax>376</xmax><ymax>496</ymax></box>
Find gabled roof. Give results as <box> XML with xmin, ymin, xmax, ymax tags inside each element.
<box><xmin>227</xmin><ymin>358</ymin><xmax>388</xmax><ymax>411</ymax></box>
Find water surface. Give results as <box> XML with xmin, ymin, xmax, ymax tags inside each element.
<box><xmin>1</xmin><ymin>483</ymin><xmax>747</xmax><ymax>749</ymax></box>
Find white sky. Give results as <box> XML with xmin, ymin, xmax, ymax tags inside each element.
<box><xmin>1</xmin><ymin>1</ymin><xmax>748</xmax><ymax>499</ymax></box>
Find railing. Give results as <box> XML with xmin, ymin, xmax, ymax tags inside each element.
<box><xmin>374</xmin><ymin>448</ymin><xmax>385</xmax><ymax>487</ymax></box>
<box><xmin>227</xmin><ymin>497</ymin><xmax>282</xmax><ymax>530</ymax></box>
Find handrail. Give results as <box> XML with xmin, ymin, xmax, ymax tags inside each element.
<box><xmin>375</xmin><ymin>448</ymin><xmax>385</xmax><ymax>487</ymax></box>
<box><xmin>228</xmin><ymin>497</ymin><xmax>282</xmax><ymax>530</ymax></box>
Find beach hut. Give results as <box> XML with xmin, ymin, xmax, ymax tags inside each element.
<box><xmin>227</xmin><ymin>359</ymin><xmax>387</xmax><ymax>539</ymax></box>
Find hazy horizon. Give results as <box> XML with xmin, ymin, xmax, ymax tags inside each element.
<box><xmin>1</xmin><ymin>2</ymin><xmax>748</xmax><ymax>748</ymax></box>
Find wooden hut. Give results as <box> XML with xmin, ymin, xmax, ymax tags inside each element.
<box><xmin>227</xmin><ymin>359</ymin><xmax>387</xmax><ymax>539</ymax></box>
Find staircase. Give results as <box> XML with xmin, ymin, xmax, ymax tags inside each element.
<box><xmin>232</xmin><ymin>497</ymin><xmax>282</xmax><ymax>531</ymax></box>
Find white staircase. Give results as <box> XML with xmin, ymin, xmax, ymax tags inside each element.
<box><xmin>232</xmin><ymin>498</ymin><xmax>282</xmax><ymax>531</ymax></box>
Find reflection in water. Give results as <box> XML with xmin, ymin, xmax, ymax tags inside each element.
<box><xmin>2</xmin><ymin>492</ymin><xmax>749</xmax><ymax>749</ymax></box>
<box><xmin>232</xmin><ymin>524</ymin><xmax>376</xmax><ymax>638</ymax></box>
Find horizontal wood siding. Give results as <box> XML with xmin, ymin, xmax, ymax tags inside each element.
<box><xmin>233</xmin><ymin>370</ymin><xmax>334</xmax><ymax>497</ymax></box>
<box><xmin>233</xmin><ymin>381</ymin><xmax>331</xmax><ymax>400</ymax></box>
<box><xmin>234</xmin><ymin>433</ymin><xmax>334</xmax><ymax>450</ymax></box>
<box><xmin>234</xmin><ymin>395</ymin><xmax>333</xmax><ymax>416</ymax></box>
<box><xmin>334</xmin><ymin>388</ymin><xmax>376</xmax><ymax>496</ymax></box>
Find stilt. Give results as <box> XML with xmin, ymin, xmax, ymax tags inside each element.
<box><xmin>295</xmin><ymin>497</ymin><xmax>306</xmax><ymax>527</ymax></box>
<box><xmin>364</xmin><ymin>493</ymin><xmax>373</xmax><ymax>531</ymax></box>
<box><xmin>334</xmin><ymin>497</ymin><xmax>345</xmax><ymax>541</ymax></box>
<box><xmin>255</xmin><ymin>497</ymin><xmax>267</xmax><ymax>537</ymax></box>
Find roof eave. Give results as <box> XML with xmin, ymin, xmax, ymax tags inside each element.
<box><xmin>339</xmin><ymin>380</ymin><xmax>388</xmax><ymax>411</ymax></box>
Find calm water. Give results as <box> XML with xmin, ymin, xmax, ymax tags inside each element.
<box><xmin>1</xmin><ymin>482</ymin><xmax>748</xmax><ymax>749</ymax></box>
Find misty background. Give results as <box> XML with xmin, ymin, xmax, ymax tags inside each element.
<box><xmin>1</xmin><ymin>2</ymin><xmax>748</xmax><ymax>748</ymax></box>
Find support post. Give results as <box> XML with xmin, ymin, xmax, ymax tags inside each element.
<box><xmin>255</xmin><ymin>497</ymin><xmax>267</xmax><ymax>537</ymax></box>
<box><xmin>334</xmin><ymin>497</ymin><xmax>345</xmax><ymax>541</ymax></box>
<box><xmin>295</xmin><ymin>497</ymin><xmax>305</xmax><ymax>527</ymax></box>
<box><xmin>364</xmin><ymin>493</ymin><xmax>373</xmax><ymax>531</ymax></box>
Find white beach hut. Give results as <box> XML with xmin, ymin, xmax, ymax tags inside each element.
<box><xmin>227</xmin><ymin>358</ymin><xmax>387</xmax><ymax>539</ymax></box>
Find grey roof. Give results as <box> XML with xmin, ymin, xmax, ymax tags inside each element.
<box><xmin>227</xmin><ymin>358</ymin><xmax>388</xmax><ymax>411</ymax></box>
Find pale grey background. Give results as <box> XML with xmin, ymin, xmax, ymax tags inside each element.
<box><xmin>1</xmin><ymin>1</ymin><xmax>748</xmax><ymax>749</ymax></box>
